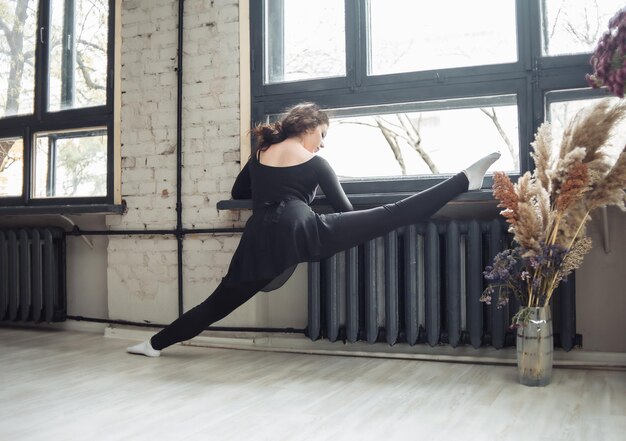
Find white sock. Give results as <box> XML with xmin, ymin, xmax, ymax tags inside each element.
<box><xmin>463</xmin><ymin>152</ymin><xmax>501</xmax><ymax>190</ymax></box>
<box><xmin>126</xmin><ymin>339</ymin><xmax>161</xmax><ymax>358</ymax></box>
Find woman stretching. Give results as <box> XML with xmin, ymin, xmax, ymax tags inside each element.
<box><xmin>128</xmin><ymin>102</ymin><xmax>500</xmax><ymax>357</ymax></box>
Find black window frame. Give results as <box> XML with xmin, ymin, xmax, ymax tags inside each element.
<box><xmin>250</xmin><ymin>0</ymin><xmax>612</xmax><ymax>196</ymax></box>
<box><xmin>0</xmin><ymin>0</ymin><xmax>116</xmax><ymax>211</ymax></box>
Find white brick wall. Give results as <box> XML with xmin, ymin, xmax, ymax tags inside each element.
<box><xmin>109</xmin><ymin>0</ymin><xmax>178</xmax><ymax>231</ymax></box>
<box><xmin>182</xmin><ymin>0</ymin><xmax>241</xmax><ymax>230</ymax></box>
<box><xmin>107</xmin><ymin>237</ymin><xmax>179</xmax><ymax>324</ymax></box>
<box><xmin>106</xmin><ymin>0</ymin><xmax>250</xmax><ymax>323</ymax></box>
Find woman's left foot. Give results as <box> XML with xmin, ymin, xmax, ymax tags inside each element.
<box><xmin>126</xmin><ymin>340</ymin><xmax>161</xmax><ymax>357</ymax></box>
<box><xmin>463</xmin><ymin>152</ymin><xmax>501</xmax><ymax>190</ymax></box>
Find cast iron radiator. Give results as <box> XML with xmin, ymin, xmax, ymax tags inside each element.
<box><xmin>307</xmin><ymin>219</ymin><xmax>578</xmax><ymax>351</ymax></box>
<box><xmin>0</xmin><ymin>228</ymin><xmax>67</xmax><ymax>323</ymax></box>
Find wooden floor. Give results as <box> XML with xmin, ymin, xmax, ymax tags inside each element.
<box><xmin>1</xmin><ymin>327</ymin><xmax>625</xmax><ymax>441</ymax></box>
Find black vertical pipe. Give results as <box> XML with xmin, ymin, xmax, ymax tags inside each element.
<box><xmin>176</xmin><ymin>0</ymin><xmax>184</xmax><ymax>318</ymax></box>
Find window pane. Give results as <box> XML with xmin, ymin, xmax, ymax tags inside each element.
<box><xmin>368</xmin><ymin>0</ymin><xmax>517</xmax><ymax>75</ymax></box>
<box><xmin>33</xmin><ymin>128</ymin><xmax>107</xmax><ymax>198</ymax></box>
<box><xmin>320</xmin><ymin>98</ymin><xmax>518</xmax><ymax>178</ymax></box>
<box><xmin>0</xmin><ymin>1</ymin><xmax>37</xmax><ymax>118</ymax></box>
<box><xmin>48</xmin><ymin>0</ymin><xmax>109</xmax><ymax>111</ymax></box>
<box><xmin>541</xmin><ymin>1</ymin><xmax>624</xmax><ymax>56</ymax></box>
<box><xmin>547</xmin><ymin>94</ymin><xmax>626</xmax><ymax>154</ymax></box>
<box><xmin>264</xmin><ymin>0</ymin><xmax>346</xmax><ymax>84</ymax></box>
<box><xmin>0</xmin><ymin>137</ymin><xmax>23</xmax><ymax>196</ymax></box>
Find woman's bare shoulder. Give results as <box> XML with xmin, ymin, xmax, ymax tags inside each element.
<box><xmin>259</xmin><ymin>142</ymin><xmax>315</xmax><ymax>167</ymax></box>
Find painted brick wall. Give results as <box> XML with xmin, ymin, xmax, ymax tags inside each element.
<box><xmin>106</xmin><ymin>0</ymin><xmax>251</xmax><ymax>325</ymax></box>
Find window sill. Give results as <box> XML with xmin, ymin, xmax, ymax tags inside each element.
<box><xmin>218</xmin><ymin>190</ymin><xmax>499</xmax><ymax>219</ymax></box>
<box><xmin>0</xmin><ymin>204</ymin><xmax>126</xmax><ymax>216</ymax></box>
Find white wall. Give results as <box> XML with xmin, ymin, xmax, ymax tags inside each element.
<box><xmin>576</xmin><ymin>207</ymin><xmax>626</xmax><ymax>352</ymax></box>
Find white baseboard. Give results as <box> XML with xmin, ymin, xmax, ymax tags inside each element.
<box><xmin>105</xmin><ymin>325</ymin><xmax>626</xmax><ymax>369</ymax></box>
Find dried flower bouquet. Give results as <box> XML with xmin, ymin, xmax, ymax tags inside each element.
<box><xmin>480</xmin><ymin>99</ymin><xmax>626</xmax><ymax>325</ymax></box>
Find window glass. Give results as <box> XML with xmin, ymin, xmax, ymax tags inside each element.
<box><xmin>319</xmin><ymin>97</ymin><xmax>518</xmax><ymax>178</ymax></box>
<box><xmin>264</xmin><ymin>0</ymin><xmax>346</xmax><ymax>84</ymax></box>
<box><xmin>0</xmin><ymin>137</ymin><xmax>23</xmax><ymax>196</ymax></box>
<box><xmin>547</xmin><ymin>94</ymin><xmax>626</xmax><ymax>156</ymax></box>
<box><xmin>541</xmin><ymin>0</ymin><xmax>624</xmax><ymax>56</ymax></box>
<box><xmin>48</xmin><ymin>0</ymin><xmax>109</xmax><ymax>111</ymax></box>
<box><xmin>33</xmin><ymin>128</ymin><xmax>107</xmax><ymax>198</ymax></box>
<box><xmin>367</xmin><ymin>0</ymin><xmax>517</xmax><ymax>75</ymax></box>
<box><xmin>0</xmin><ymin>1</ymin><xmax>37</xmax><ymax>118</ymax></box>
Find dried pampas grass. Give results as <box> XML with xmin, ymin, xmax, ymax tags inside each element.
<box><xmin>559</xmin><ymin>99</ymin><xmax>626</xmax><ymax>163</ymax></box>
<box><xmin>585</xmin><ymin>147</ymin><xmax>626</xmax><ymax>211</ymax></box>
<box><xmin>530</xmin><ymin>122</ymin><xmax>553</xmax><ymax>191</ymax></box>
<box><xmin>489</xmin><ymin>98</ymin><xmax>626</xmax><ymax>307</ymax></box>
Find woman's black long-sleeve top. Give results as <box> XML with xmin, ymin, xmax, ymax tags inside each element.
<box><xmin>224</xmin><ymin>154</ymin><xmax>352</xmax><ymax>291</ymax></box>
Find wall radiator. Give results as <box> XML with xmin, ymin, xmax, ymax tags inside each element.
<box><xmin>0</xmin><ymin>228</ymin><xmax>67</xmax><ymax>323</ymax></box>
<box><xmin>307</xmin><ymin>219</ymin><xmax>578</xmax><ymax>351</ymax></box>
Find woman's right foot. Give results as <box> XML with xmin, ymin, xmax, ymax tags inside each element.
<box><xmin>126</xmin><ymin>340</ymin><xmax>161</xmax><ymax>357</ymax></box>
<box><xmin>463</xmin><ymin>152</ymin><xmax>501</xmax><ymax>190</ymax></box>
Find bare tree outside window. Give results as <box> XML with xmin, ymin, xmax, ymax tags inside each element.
<box><xmin>265</xmin><ymin>0</ymin><xmax>345</xmax><ymax>83</ymax></box>
<box><xmin>48</xmin><ymin>0</ymin><xmax>108</xmax><ymax>111</ymax></box>
<box><xmin>1</xmin><ymin>0</ymin><xmax>109</xmax><ymax>199</ymax></box>
<box><xmin>34</xmin><ymin>131</ymin><xmax>107</xmax><ymax>198</ymax></box>
<box><xmin>541</xmin><ymin>0</ymin><xmax>625</xmax><ymax>56</ymax></box>
<box><xmin>0</xmin><ymin>137</ymin><xmax>23</xmax><ymax>196</ymax></box>
<box><xmin>0</xmin><ymin>0</ymin><xmax>37</xmax><ymax>117</ymax></box>
<box><xmin>324</xmin><ymin>105</ymin><xmax>518</xmax><ymax>178</ymax></box>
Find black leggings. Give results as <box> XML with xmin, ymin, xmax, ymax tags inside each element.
<box><xmin>151</xmin><ymin>278</ymin><xmax>272</xmax><ymax>350</ymax></box>
<box><xmin>150</xmin><ymin>172</ymin><xmax>469</xmax><ymax>350</ymax></box>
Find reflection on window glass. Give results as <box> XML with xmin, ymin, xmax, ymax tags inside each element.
<box><xmin>319</xmin><ymin>98</ymin><xmax>518</xmax><ymax>178</ymax></box>
<box><xmin>34</xmin><ymin>129</ymin><xmax>107</xmax><ymax>198</ymax></box>
<box><xmin>0</xmin><ymin>137</ymin><xmax>23</xmax><ymax>196</ymax></box>
<box><xmin>48</xmin><ymin>0</ymin><xmax>109</xmax><ymax>111</ymax></box>
<box><xmin>265</xmin><ymin>0</ymin><xmax>345</xmax><ymax>84</ymax></box>
<box><xmin>548</xmin><ymin>95</ymin><xmax>626</xmax><ymax>157</ymax></box>
<box><xmin>0</xmin><ymin>2</ymin><xmax>37</xmax><ymax>118</ymax></box>
<box><xmin>368</xmin><ymin>0</ymin><xmax>517</xmax><ymax>75</ymax></box>
<box><xmin>541</xmin><ymin>0</ymin><xmax>624</xmax><ymax>56</ymax></box>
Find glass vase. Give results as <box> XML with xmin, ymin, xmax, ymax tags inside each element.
<box><xmin>516</xmin><ymin>306</ymin><xmax>553</xmax><ymax>387</ymax></box>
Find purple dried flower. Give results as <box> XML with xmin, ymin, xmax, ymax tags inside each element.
<box><xmin>588</xmin><ymin>7</ymin><xmax>626</xmax><ymax>98</ymax></box>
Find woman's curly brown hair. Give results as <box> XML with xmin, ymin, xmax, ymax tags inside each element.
<box><xmin>252</xmin><ymin>102</ymin><xmax>329</xmax><ymax>154</ymax></box>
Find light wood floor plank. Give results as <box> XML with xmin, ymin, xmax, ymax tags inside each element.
<box><xmin>1</xmin><ymin>327</ymin><xmax>625</xmax><ymax>441</ymax></box>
